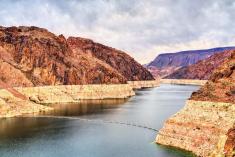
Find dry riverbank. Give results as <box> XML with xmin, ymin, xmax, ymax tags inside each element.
<box><xmin>0</xmin><ymin>80</ymin><xmax>159</xmax><ymax>118</ymax></box>
<box><xmin>0</xmin><ymin>97</ymin><xmax>52</xmax><ymax>118</ymax></box>
<box><xmin>156</xmin><ymin>100</ymin><xmax>235</xmax><ymax>157</ymax></box>
<box><xmin>160</xmin><ymin>79</ymin><xmax>207</xmax><ymax>86</ymax></box>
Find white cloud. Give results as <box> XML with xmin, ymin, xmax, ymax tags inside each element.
<box><xmin>0</xmin><ymin>0</ymin><xmax>235</xmax><ymax>64</ymax></box>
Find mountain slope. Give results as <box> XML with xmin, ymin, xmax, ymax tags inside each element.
<box><xmin>67</xmin><ymin>37</ymin><xmax>154</xmax><ymax>81</ymax></box>
<box><xmin>147</xmin><ymin>47</ymin><xmax>235</xmax><ymax>77</ymax></box>
<box><xmin>165</xmin><ymin>50</ymin><xmax>233</xmax><ymax>80</ymax></box>
<box><xmin>0</xmin><ymin>26</ymin><xmax>153</xmax><ymax>87</ymax></box>
<box><xmin>190</xmin><ymin>50</ymin><xmax>235</xmax><ymax>103</ymax></box>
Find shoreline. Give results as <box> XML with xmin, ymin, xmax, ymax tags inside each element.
<box><xmin>156</xmin><ymin>100</ymin><xmax>235</xmax><ymax>157</ymax></box>
<box><xmin>0</xmin><ymin>80</ymin><xmax>159</xmax><ymax>118</ymax></box>
<box><xmin>160</xmin><ymin>79</ymin><xmax>207</xmax><ymax>86</ymax></box>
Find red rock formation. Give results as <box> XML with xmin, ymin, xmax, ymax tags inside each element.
<box><xmin>165</xmin><ymin>50</ymin><xmax>233</xmax><ymax>80</ymax></box>
<box><xmin>190</xmin><ymin>50</ymin><xmax>235</xmax><ymax>104</ymax></box>
<box><xmin>67</xmin><ymin>37</ymin><xmax>154</xmax><ymax>81</ymax></box>
<box><xmin>0</xmin><ymin>26</ymin><xmax>153</xmax><ymax>87</ymax></box>
<box><xmin>224</xmin><ymin>126</ymin><xmax>235</xmax><ymax>156</ymax></box>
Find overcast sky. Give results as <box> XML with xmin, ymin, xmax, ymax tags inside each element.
<box><xmin>0</xmin><ymin>0</ymin><xmax>235</xmax><ymax>64</ymax></box>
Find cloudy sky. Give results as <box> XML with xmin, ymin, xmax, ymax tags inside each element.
<box><xmin>0</xmin><ymin>0</ymin><xmax>235</xmax><ymax>64</ymax></box>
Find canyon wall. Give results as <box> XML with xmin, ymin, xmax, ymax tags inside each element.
<box><xmin>156</xmin><ymin>100</ymin><xmax>235</xmax><ymax>157</ymax></box>
<box><xmin>0</xmin><ymin>26</ymin><xmax>154</xmax><ymax>87</ymax></box>
<box><xmin>67</xmin><ymin>37</ymin><xmax>154</xmax><ymax>81</ymax></box>
<box><xmin>0</xmin><ymin>26</ymin><xmax>157</xmax><ymax>117</ymax></box>
<box><xmin>156</xmin><ymin>51</ymin><xmax>235</xmax><ymax>156</ymax></box>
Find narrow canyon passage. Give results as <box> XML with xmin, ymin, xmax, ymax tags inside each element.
<box><xmin>0</xmin><ymin>84</ymin><xmax>199</xmax><ymax>157</ymax></box>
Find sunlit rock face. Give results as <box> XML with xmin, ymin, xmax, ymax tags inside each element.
<box><xmin>0</xmin><ymin>26</ymin><xmax>124</xmax><ymax>86</ymax></box>
<box><xmin>0</xmin><ymin>26</ymin><xmax>154</xmax><ymax>88</ymax></box>
<box><xmin>67</xmin><ymin>37</ymin><xmax>154</xmax><ymax>81</ymax></box>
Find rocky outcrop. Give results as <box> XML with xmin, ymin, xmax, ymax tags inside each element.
<box><xmin>190</xmin><ymin>51</ymin><xmax>235</xmax><ymax>104</ymax></box>
<box><xmin>0</xmin><ymin>26</ymin><xmax>128</xmax><ymax>86</ymax></box>
<box><xmin>165</xmin><ymin>50</ymin><xmax>234</xmax><ymax>80</ymax></box>
<box><xmin>14</xmin><ymin>84</ymin><xmax>135</xmax><ymax>104</ymax></box>
<box><xmin>156</xmin><ymin>100</ymin><xmax>235</xmax><ymax>157</ymax></box>
<box><xmin>67</xmin><ymin>37</ymin><xmax>154</xmax><ymax>81</ymax></box>
<box><xmin>0</xmin><ymin>26</ymin><xmax>154</xmax><ymax>88</ymax></box>
<box><xmin>0</xmin><ymin>90</ymin><xmax>52</xmax><ymax>118</ymax></box>
<box><xmin>147</xmin><ymin>47</ymin><xmax>235</xmax><ymax>78</ymax></box>
<box><xmin>0</xmin><ymin>81</ymin><xmax>159</xmax><ymax>105</ymax></box>
<box><xmin>160</xmin><ymin>79</ymin><xmax>207</xmax><ymax>86</ymax></box>
<box><xmin>0</xmin><ymin>26</ymin><xmax>156</xmax><ymax>118</ymax></box>
<box><xmin>156</xmin><ymin>50</ymin><xmax>235</xmax><ymax>156</ymax></box>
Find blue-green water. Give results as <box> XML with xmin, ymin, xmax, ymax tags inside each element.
<box><xmin>0</xmin><ymin>84</ymin><xmax>199</xmax><ymax>157</ymax></box>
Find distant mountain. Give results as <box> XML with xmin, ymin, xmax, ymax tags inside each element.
<box><xmin>0</xmin><ymin>26</ymin><xmax>154</xmax><ymax>87</ymax></box>
<box><xmin>147</xmin><ymin>47</ymin><xmax>235</xmax><ymax>78</ymax></box>
<box><xmin>165</xmin><ymin>50</ymin><xmax>233</xmax><ymax>80</ymax></box>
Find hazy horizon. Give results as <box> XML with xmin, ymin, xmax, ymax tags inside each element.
<box><xmin>1</xmin><ymin>0</ymin><xmax>235</xmax><ymax>64</ymax></box>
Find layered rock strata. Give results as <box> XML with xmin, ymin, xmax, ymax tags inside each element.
<box><xmin>0</xmin><ymin>93</ymin><xmax>52</xmax><ymax>118</ymax></box>
<box><xmin>156</xmin><ymin>100</ymin><xmax>235</xmax><ymax>157</ymax></box>
<box><xmin>14</xmin><ymin>84</ymin><xmax>135</xmax><ymax>104</ymax></box>
<box><xmin>0</xmin><ymin>80</ymin><xmax>159</xmax><ymax>117</ymax></box>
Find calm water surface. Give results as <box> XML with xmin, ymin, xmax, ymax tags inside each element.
<box><xmin>0</xmin><ymin>84</ymin><xmax>199</xmax><ymax>157</ymax></box>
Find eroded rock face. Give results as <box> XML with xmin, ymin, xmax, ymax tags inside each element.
<box><xmin>156</xmin><ymin>100</ymin><xmax>235</xmax><ymax>157</ymax></box>
<box><xmin>147</xmin><ymin>47</ymin><xmax>235</xmax><ymax>78</ymax></box>
<box><xmin>67</xmin><ymin>37</ymin><xmax>154</xmax><ymax>81</ymax></box>
<box><xmin>0</xmin><ymin>26</ymin><xmax>153</xmax><ymax>87</ymax></box>
<box><xmin>224</xmin><ymin>126</ymin><xmax>235</xmax><ymax>156</ymax></box>
<box><xmin>190</xmin><ymin>50</ymin><xmax>235</xmax><ymax>104</ymax></box>
<box><xmin>165</xmin><ymin>50</ymin><xmax>233</xmax><ymax>80</ymax></box>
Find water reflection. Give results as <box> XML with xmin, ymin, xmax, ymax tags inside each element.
<box><xmin>0</xmin><ymin>118</ymin><xmax>54</xmax><ymax>139</ymax></box>
<box><xmin>0</xmin><ymin>99</ymin><xmax>128</xmax><ymax>139</ymax></box>
<box><xmin>43</xmin><ymin>99</ymin><xmax>129</xmax><ymax>116</ymax></box>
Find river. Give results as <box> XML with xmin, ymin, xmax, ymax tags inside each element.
<box><xmin>0</xmin><ymin>84</ymin><xmax>199</xmax><ymax>157</ymax></box>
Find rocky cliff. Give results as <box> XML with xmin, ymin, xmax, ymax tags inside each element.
<box><xmin>0</xmin><ymin>26</ymin><xmax>154</xmax><ymax>88</ymax></box>
<box><xmin>156</xmin><ymin>51</ymin><xmax>235</xmax><ymax>156</ymax></box>
<box><xmin>190</xmin><ymin>51</ymin><xmax>235</xmax><ymax>104</ymax></box>
<box><xmin>165</xmin><ymin>50</ymin><xmax>234</xmax><ymax>80</ymax></box>
<box><xmin>0</xmin><ymin>26</ymin><xmax>157</xmax><ymax>117</ymax></box>
<box><xmin>147</xmin><ymin>47</ymin><xmax>235</xmax><ymax>78</ymax></box>
<box><xmin>67</xmin><ymin>37</ymin><xmax>154</xmax><ymax>81</ymax></box>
